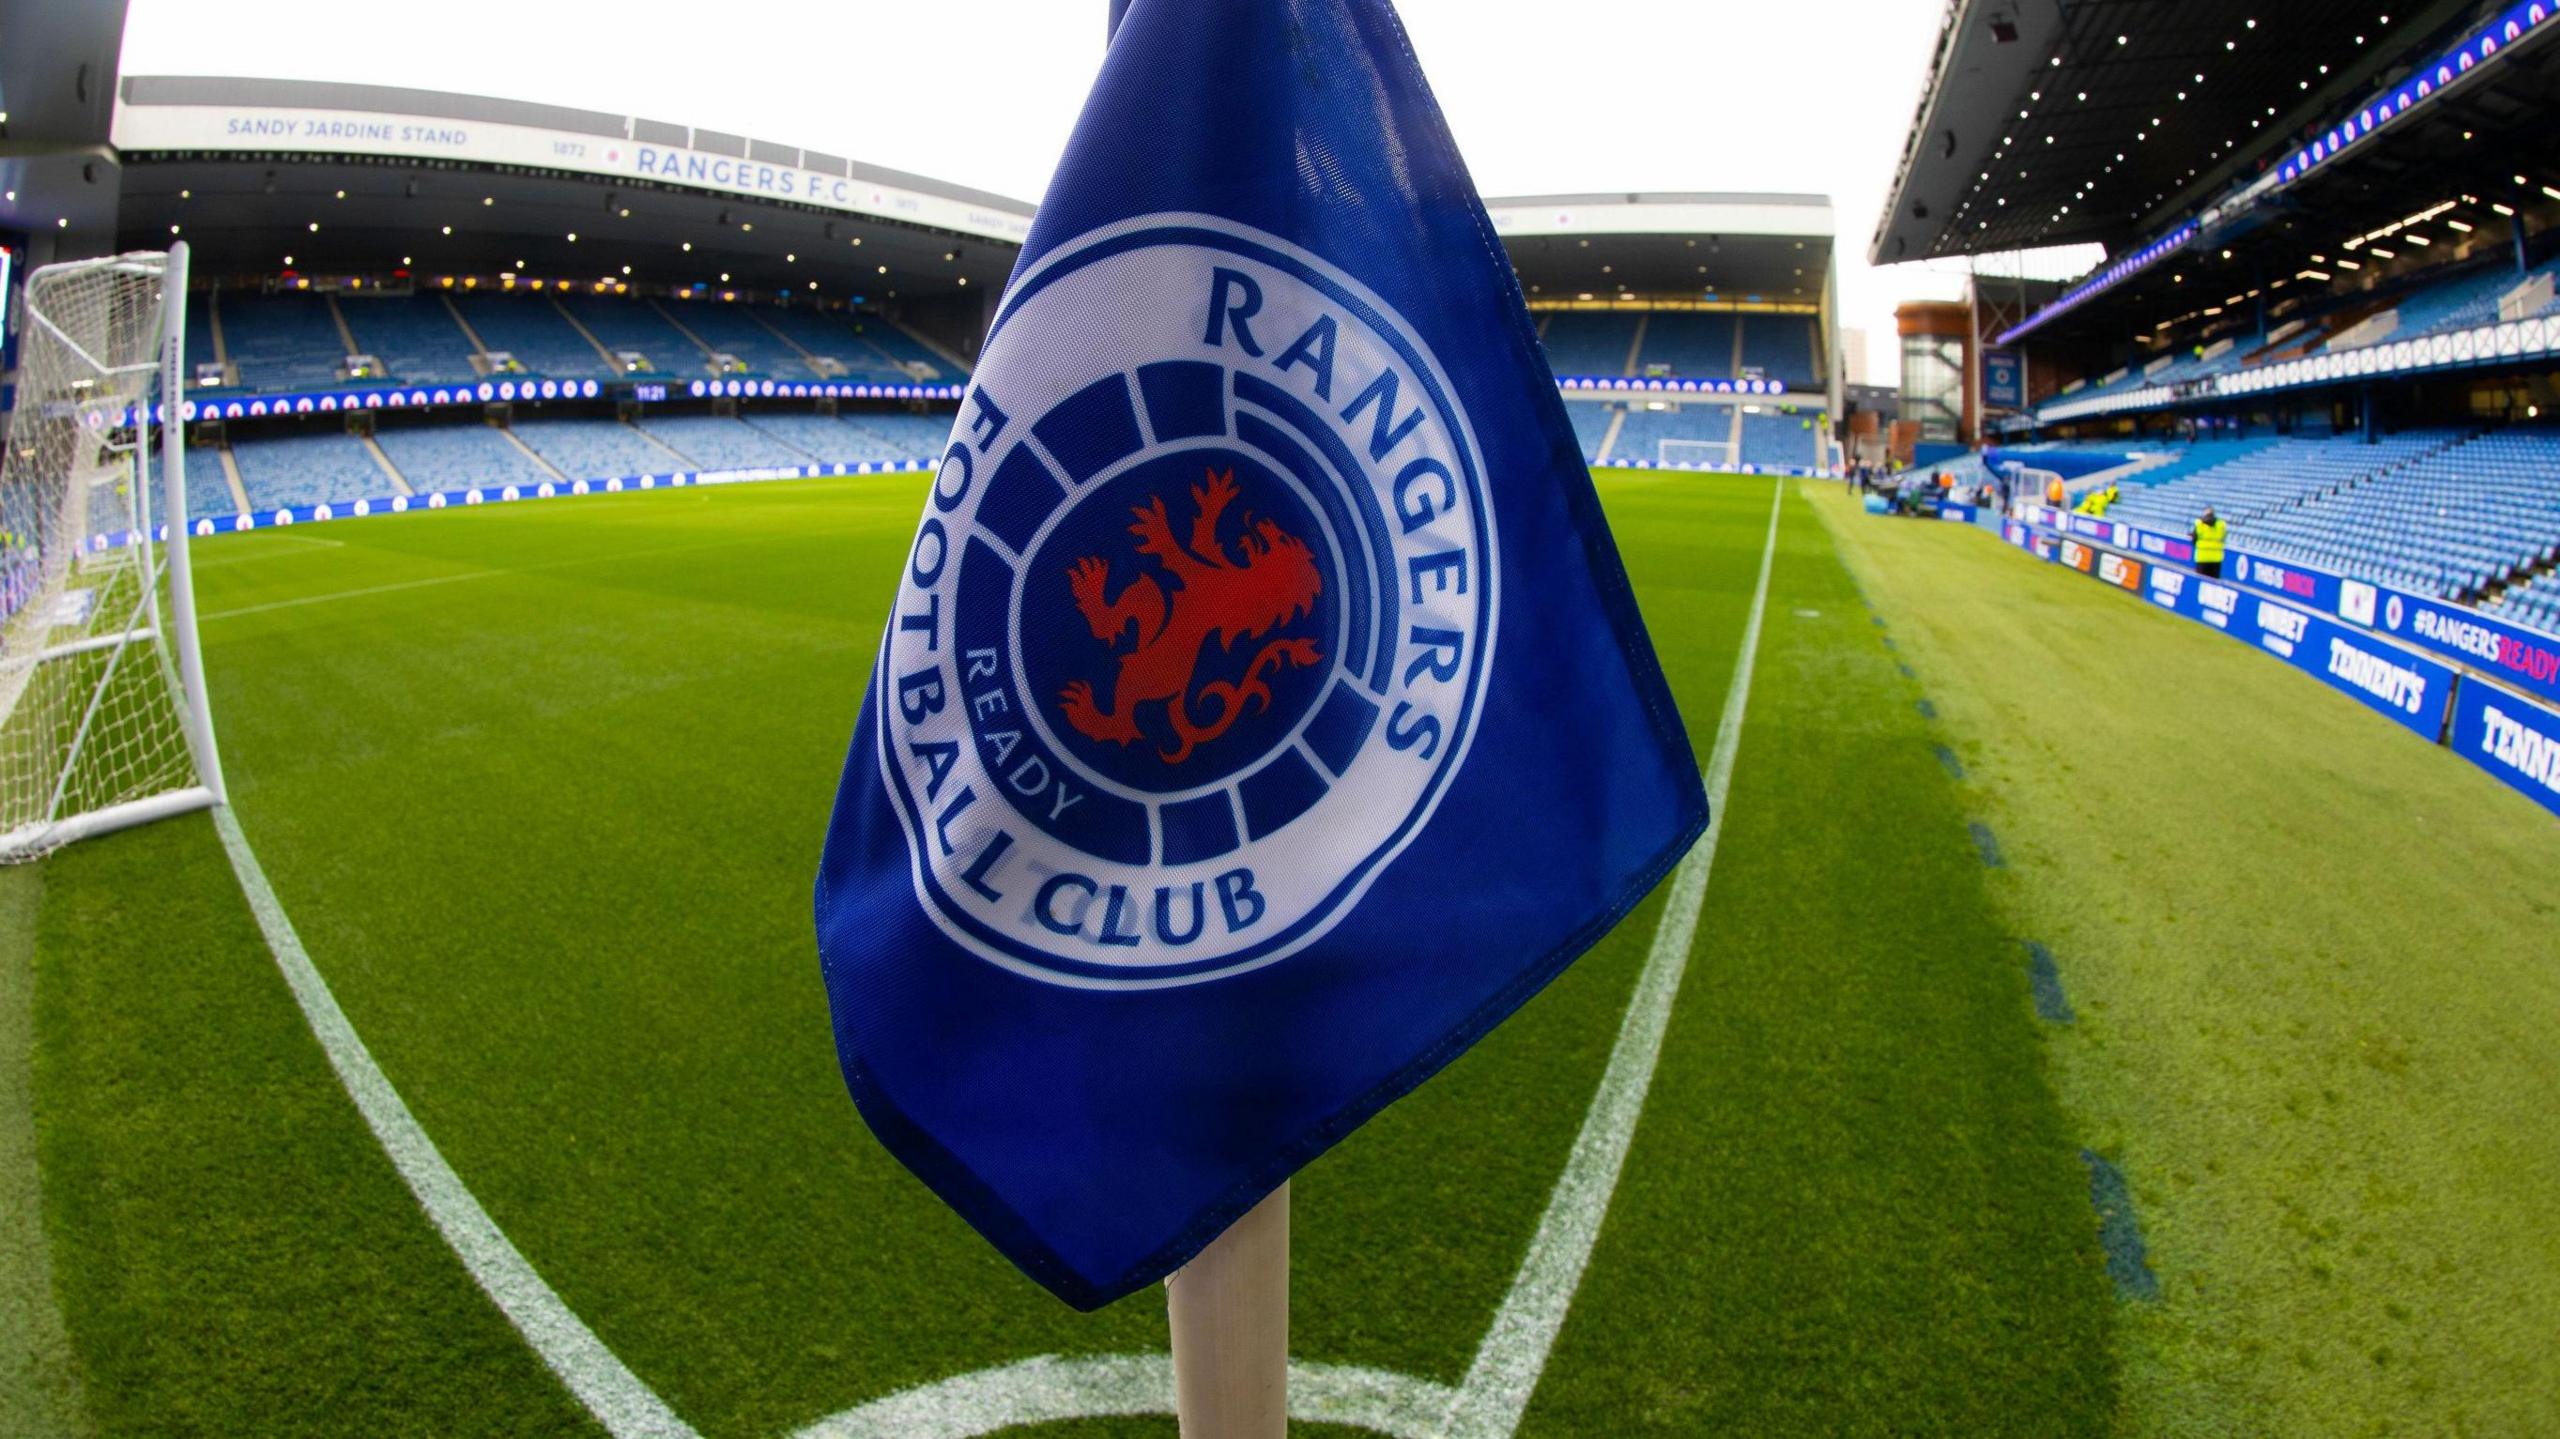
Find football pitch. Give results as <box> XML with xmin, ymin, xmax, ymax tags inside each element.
<box><xmin>5</xmin><ymin>468</ymin><xmax>2554</xmax><ymax>1437</ymax></box>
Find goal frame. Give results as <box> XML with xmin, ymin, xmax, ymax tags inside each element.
<box><xmin>0</xmin><ymin>242</ymin><xmax>225</xmax><ymax>858</ymax></box>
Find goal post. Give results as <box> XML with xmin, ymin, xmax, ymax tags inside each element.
<box><xmin>0</xmin><ymin>242</ymin><xmax>225</xmax><ymax>860</ymax></box>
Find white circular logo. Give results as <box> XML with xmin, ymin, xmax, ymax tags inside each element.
<box><xmin>2385</xmin><ymin>594</ymin><xmax>2405</xmax><ymax>630</ymax></box>
<box><xmin>874</xmin><ymin>213</ymin><xmax>1499</xmax><ymax>989</ymax></box>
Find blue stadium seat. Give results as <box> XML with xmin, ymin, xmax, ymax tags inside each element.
<box><xmin>228</xmin><ymin>429</ymin><xmax>393</xmax><ymax>510</ymax></box>
<box><xmin>1539</xmin><ymin>313</ymin><xmax>1640</xmax><ymax>377</ymax></box>
<box><xmin>454</xmin><ymin>294</ymin><xmax>615</xmax><ymax>380</ymax></box>
<box><xmin>373</xmin><ymin>423</ymin><xmax>555</xmax><ymax>493</ymax></box>
<box><xmin>336</xmin><ymin>295</ymin><xmax>478</xmax><ymax>386</ymax></box>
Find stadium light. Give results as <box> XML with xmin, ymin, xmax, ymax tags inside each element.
<box><xmin>308</xmin><ymin>222</ymin><xmax>319</xmax><ymax>232</ymax></box>
<box><xmin>683</xmin><ymin>241</ymin><xmax>693</xmax><ymax>251</ymax></box>
<box><xmin>441</xmin><ymin>226</ymin><xmax>452</xmax><ymax>235</ymax></box>
<box><xmin>483</xmin><ymin>196</ymin><xmax>493</xmax><ymax>205</ymax></box>
<box><xmin>958</xmin><ymin>277</ymin><xmax>969</xmax><ymax>286</ymax></box>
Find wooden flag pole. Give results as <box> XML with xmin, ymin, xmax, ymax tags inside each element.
<box><xmin>1167</xmin><ymin>1181</ymin><xmax>1288</xmax><ymax>1437</ymax></box>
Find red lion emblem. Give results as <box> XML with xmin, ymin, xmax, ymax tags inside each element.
<box><xmin>1058</xmin><ymin>467</ymin><xmax>1324</xmax><ymax>764</ymax></box>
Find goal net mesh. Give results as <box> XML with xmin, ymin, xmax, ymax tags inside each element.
<box><xmin>0</xmin><ymin>252</ymin><xmax>200</xmax><ymax>859</ymax></box>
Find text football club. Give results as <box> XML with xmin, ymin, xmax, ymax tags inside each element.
<box><xmin>875</xmin><ymin>215</ymin><xmax>1499</xmax><ymax>988</ymax></box>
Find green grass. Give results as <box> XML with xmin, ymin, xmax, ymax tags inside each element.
<box><xmin>1819</xmin><ymin>489</ymin><xmax>2560</xmax><ymax>1437</ymax></box>
<box><xmin>5</xmin><ymin>466</ymin><xmax>2546</xmax><ymax>1436</ymax></box>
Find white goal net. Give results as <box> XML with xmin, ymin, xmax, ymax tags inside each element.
<box><xmin>0</xmin><ymin>245</ymin><xmax>223</xmax><ymax>860</ymax></box>
<box><xmin>1657</xmin><ymin>437</ymin><xmax>1732</xmax><ymax>470</ymax></box>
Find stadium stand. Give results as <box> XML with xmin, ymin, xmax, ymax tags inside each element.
<box><xmin>2499</xmin><ymin>567</ymin><xmax>2560</xmax><ymax>636</ymax></box>
<box><xmin>1739</xmin><ymin>409</ymin><xmax>1821</xmax><ymax>469</ymax></box>
<box><xmin>658</xmin><ymin>300</ymin><xmax>815</xmax><ymax>380</ymax></box>
<box><xmin>373</xmin><ymin>422</ymin><xmax>555</xmax><ymax>494</ymax></box>
<box><xmin>1564</xmin><ymin>401</ymin><xmax>1617</xmax><ymax>463</ymax></box>
<box><xmin>2107</xmin><ymin>432</ymin><xmax>2462</xmax><ymax>534</ymax></box>
<box><xmin>559</xmin><ymin>295</ymin><xmax>701</xmax><ymax>376</ymax></box>
<box><xmin>337</xmin><ymin>295</ymin><xmax>478</xmax><ymax>386</ymax></box>
<box><xmin>219</xmin><ymin>292</ymin><xmax>354</xmax><ymax>392</ymax></box>
<box><xmin>1633</xmin><ymin>313</ymin><xmax>1736</xmax><ymax>376</ymax></box>
<box><xmin>1539</xmin><ymin>313</ymin><xmax>1640</xmax><ymax>376</ymax></box>
<box><xmin>856</xmin><ymin>319</ymin><xmax>962</xmax><ymax>380</ymax></box>
<box><xmin>453</xmin><ymin>295</ymin><xmax>614</xmax><ymax>380</ymax></box>
<box><xmin>839</xmin><ymin>411</ymin><xmax>959</xmax><ymax>459</ymax></box>
<box><xmin>227</xmin><ymin>430</ymin><xmax>392</xmax><ymax>511</ymax></box>
<box><xmin>512</xmin><ymin>418</ymin><xmax>691</xmax><ymax>479</ymax></box>
<box><xmin>1737</xmin><ymin>313</ymin><xmax>1816</xmax><ymax>386</ymax></box>
<box><xmin>634</xmin><ymin>414</ymin><xmax>818</xmax><ymax>471</ymax></box>
<box><xmin>184</xmin><ymin>292</ymin><xmax>225</xmax><ymax>388</ymax></box>
<box><xmin>1610</xmin><ymin>405</ymin><xmax>1735</xmax><ymax>467</ymax></box>
<box><xmin>2238</xmin><ymin>426</ymin><xmax>2560</xmax><ymax>600</ymax></box>
<box><xmin>755</xmin><ymin>308</ymin><xmax>918</xmax><ymax>383</ymax></box>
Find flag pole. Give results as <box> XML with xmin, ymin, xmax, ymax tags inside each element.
<box><xmin>1167</xmin><ymin>1181</ymin><xmax>1288</xmax><ymax>1437</ymax></box>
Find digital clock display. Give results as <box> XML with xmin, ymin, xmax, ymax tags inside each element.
<box><xmin>631</xmin><ymin>383</ymin><xmax>668</xmax><ymax>403</ymax></box>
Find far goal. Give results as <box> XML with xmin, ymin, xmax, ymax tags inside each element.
<box><xmin>0</xmin><ymin>244</ymin><xmax>224</xmax><ymax>860</ymax></box>
<box><xmin>1657</xmin><ymin>437</ymin><xmax>1733</xmax><ymax>470</ymax></box>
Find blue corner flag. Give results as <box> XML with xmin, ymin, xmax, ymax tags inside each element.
<box><xmin>814</xmin><ymin>0</ymin><xmax>1705</xmax><ymax>1310</ymax></box>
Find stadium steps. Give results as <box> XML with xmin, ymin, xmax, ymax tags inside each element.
<box><xmin>206</xmin><ymin>290</ymin><xmax>237</xmax><ymax>383</ymax></box>
<box><xmin>500</xmin><ymin>428</ymin><xmax>570</xmax><ymax>485</ymax></box>
<box><xmin>1725</xmin><ymin>404</ymin><xmax>1743</xmax><ymax>459</ymax></box>
<box><xmin>548</xmin><ymin>300</ymin><xmax>627</xmax><ymax>374</ymax></box>
<box><xmin>1596</xmin><ymin>407</ymin><xmax>1628</xmax><ymax>463</ymax></box>
<box><xmin>1728</xmin><ymin>316</ymin><xmax>1745</xmax><ymax>378</ymax></box>
<box><xmin>1622</xmin><ymin>313</ymin><xmax>1648</xmax><ymax>376</ymax></box>
<box><xmin>214</xmin><ymin>445</ymin><xmax>252</xmax><ymax>515</ymax></box>
<box><xmin>441</xmin><ymin>295</ymin><xmax>497</xmax><ymax>371</ymax></box>
<box><xmin>646</xmin><ymin>300</ymin><xmax>721</xmax><ymax>371</ymax></box>
<box><xmin>322</xmin><ymin>295</ymin><xmax>363</xmax><ymax>361</ymax></box>
<box><xmin>360</xmin><ymin>435</ymin><xmax>415</xmax><ymax>497</ymax></box>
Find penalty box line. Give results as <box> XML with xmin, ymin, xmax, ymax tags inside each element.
<box><xmin>210</xmin><ymin>804</ymin><xmax>699</xmax><ymax>1439</ymax></box>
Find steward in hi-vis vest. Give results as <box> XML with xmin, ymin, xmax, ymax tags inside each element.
<box><xmin>2191</xmin><ymin>508</ymin><xmax>2229</xmax><ymax>577</ymax></box>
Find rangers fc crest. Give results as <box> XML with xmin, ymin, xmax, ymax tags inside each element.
<box><xmin>874</xmin><ymin>214</ymin><xmax>1500</xmax><ymax>988</ymax></box>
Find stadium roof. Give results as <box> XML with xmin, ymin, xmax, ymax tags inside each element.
<box><xmin>110</xmin><ymin>76</ymin><xmax>1033</xmax><ymax>298</ymax></box>
<box><xmin>102</xmin><ymin>86</ymin><xmax>1838</xmax><ymax>312</ymax></box>
<box><xmin>1487</xmin><ymin>193</ymin><xmax>1834</xmax><ymax>306</ymax></box>
<box><xmin>1872</xmin><ymin>0</ymin><xmax>2506</xmax><ymax>266</ymax></box>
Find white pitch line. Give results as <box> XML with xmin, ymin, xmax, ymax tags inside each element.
<box><xmin>794</xmin><ymin>1353</ymin><xmax>1456</xmax><ymax>1439</ymax></box>
<box><xmin>1438</xmin><ymin>476</ymin><xmax>1786</xmax><ymax>1438</ymax></box>
<box><xmin>210</xmin><ymin>805</ymin><xmax>699</xmax><ymax>1439</ymax></box>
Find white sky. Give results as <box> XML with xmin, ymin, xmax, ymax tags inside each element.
<box><xmin>118</xmin><ymin>0</ymin><xmax>2063</xmax><ymax>387</ymax></box>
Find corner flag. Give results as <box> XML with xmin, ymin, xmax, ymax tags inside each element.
<box><xmin>814</xmin><ymin>0</ymin><xmax>1705</xmax><ymax>1310</ymax></box>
